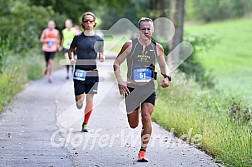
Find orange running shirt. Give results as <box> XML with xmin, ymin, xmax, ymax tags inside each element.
<box><xmin>42</xmin><ymin>28</ymin><xmax>59</xmax><ymax>52</ymax></box>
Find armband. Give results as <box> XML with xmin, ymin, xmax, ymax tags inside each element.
<box><xmin>161</xmin><ymin>73</ymin><xmax>171</xmax><ymax>81</ymax></box>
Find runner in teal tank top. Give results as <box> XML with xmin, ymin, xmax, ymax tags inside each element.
<box><xmin>113</xmin><ymin>17</ymin><xmax>171</xmax><ymax>162</ymax></box>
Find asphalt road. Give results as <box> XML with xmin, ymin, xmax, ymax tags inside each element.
<box><xmin>0</xmin><ymin>59</ymin><xmax>224</xmax><ymax>167</ymax></box>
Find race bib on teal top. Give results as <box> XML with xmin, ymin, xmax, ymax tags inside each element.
<box><xmin>133</xmin><ymin>68</ymin><xmax>152</xmax><ymax>82</ymax></box>
<box><xmin>73</xmin><ymin>69</ymin><xmax>87</xmax><ymax>81</ymax></box>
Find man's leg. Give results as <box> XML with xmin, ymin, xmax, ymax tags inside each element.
<box><xmin>81</xmin><ymin>80</ymin><xmax>97</xmax><ymax>132</ymax></box>
<box><xmin>48</xmin><ymin>52</ymin><xmax>55</xmax><ymax>82</ymax></box>
<box><xmin>47</xmin><ymin>58</ymin><xmax>53</xmax><ymax>82</ymax></box>
<box><xmin>140</xmin><ymin>102</ymin><xmax>154</xmax><ymax>151</ymax></box>
<box><xmin>64</xmin><ymin>52</ymin><xmax>70</xmax><ymax>79</ymax></box>
<box><xmin>83</xmin><ymin>94</ymin><xmax>94</xmax><ymax>125</ymax></box>
<box><xmin>137</xmin><ymin>102</ymin><xmax>154</xmax><ymax>162</ymax></box>
<box><xmin>75</xmin><ymin>94</ymin><xmax>85</xmax><ymax>109</ymax></box>
<box><xmin>48</xmin><ymin>59</ymin><xmax>53</xmax><ymax>75</ymax></box>
<box><xmin>125</xmin><ymin>86</ymin><xmax>140</xmax><ymax>128</ymax></box>
<box><xmin>44</xmin><ymin>52</ymin><xmax>49</xmax><ymax>75</ymax></box>
<box><xmin>127</xmin><ymin>109</ymin><xmax>140</xmax><ymax>129</ymax></box>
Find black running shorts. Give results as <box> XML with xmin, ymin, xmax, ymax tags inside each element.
<box><xmin>73</xmin><ymin>70</ymin><xmax>99</xmax><ymax>95</ymax></box>
<box><xmin>125</xmin><ymin>81</ymin><xmax>156</xmax><ymax>112</ymax></box>
<box><xmin>63</xmin><ymin>48</ymin><xmax>69</xmax><ymax>53</ymax></box>
<box><xmin>44</xmin><ymin>52</ymin><xmax>55</xmax><ymax>62</ymax></box>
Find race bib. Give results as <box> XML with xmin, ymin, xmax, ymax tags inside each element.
<box><xmin>133</xmin><ymin>68</ymin><xmax>152</xmax><ymax>82</ymax></box>
<box><xmin>47</xmin><ymin>41</ymin><xmax>54</xmax><ymax>47</ymax></box>
<box><xmin>73</xmin><ymin>69</ymin><xmax>87</xmax><ymax>81</ymax></box>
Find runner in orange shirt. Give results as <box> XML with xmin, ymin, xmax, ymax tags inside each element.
<box><xmin>40</xmin><ymin>20</ymin><xmax>60</xmax><ymax>83</ymax></box>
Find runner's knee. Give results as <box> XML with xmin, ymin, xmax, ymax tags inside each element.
<box><xmin>86</xmin><ymin>94</ymin><xmax>94</xmax><ymax>104</ymax></box>
<box><xmin>127</xmin><ymin>110</ymin><xmax>139</xmax><ymax>128</ymax></box>
<box><xmin>76</xmin><ymin>95</ymin><xmax>84</xmax><ymax>102</ymax></box>
<box><xmin>129</xmin><ymin>122</ymin><xmax>138</xmax><ymax>129</ymax></box>
<box><xmin>142</xmin><ymin>112</ymin><xmax>151</xmax><ymax>123</ymax></box>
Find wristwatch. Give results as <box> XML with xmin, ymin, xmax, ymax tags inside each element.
<box><xmin>161</xmin><ymin>73</ymin><xmax>171</xmax><ymax>81</ymax></box>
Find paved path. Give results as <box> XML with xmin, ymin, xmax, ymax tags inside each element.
<box><xmin>0</xmin><ymin>71</ymin><xmax>74</xmax><ymax>166</ymax></box>
<box><xmin>0</xmin><ymin>60</ymin><xmax>224</xmax><ymax>167</ymax></box>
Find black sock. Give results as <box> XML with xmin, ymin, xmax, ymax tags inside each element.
<box><xmin>140</xmin><ymin>148</ymin><xmax>146</xmax><ymax>152</ymax></box>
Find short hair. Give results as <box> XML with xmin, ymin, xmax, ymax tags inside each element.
<box><xmin>138</xmin><ymin>17</ymin><xmax>153</xmax><ymax>28</ymax></box>
<box><xmin>65</xmin><ymin>19</ymin><xmax>72</xmax><ymax>23</ymax></box>
<box><xmin>82</xmin><ymin>12</ymin><xmax>96</xmax><ymax>21</ymax></box>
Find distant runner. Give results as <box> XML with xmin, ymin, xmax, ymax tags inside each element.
<box><xmin>40</xmin><ymin>20</ymin><xmax>60</xmax><ymax>83</ymax></box>
<box><xmin>62</xmin><ymin>19</ymin><xmax>75</xmax><ymax>79</ymax></box>
<box><xmin>74</xmin><ymin>24</ymin><xmax>82</xmax><ymax>35</ymax></box>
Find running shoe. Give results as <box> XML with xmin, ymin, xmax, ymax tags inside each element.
<box><xmin>138</xmin><ymin>151</ymin><xmax>148</xmax><ymax>162</ymax></box>
<box><xmin>81</xmin><ymin>123</ymin><xmax>88</xmax><ymax>132</ymax></box>
<box><xmin>76</xmin><ymin>100</ymin><xmax>83</xmax><ymax>109</ymax></box>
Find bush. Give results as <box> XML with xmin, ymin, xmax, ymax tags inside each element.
<box><xmin>182</xmin><ymin>34</ymin><xmax>218</xmax><ymax>88</ymax></box>
<box><xmin>186</xmin><ymin>0</ymin><xmax>252</xmax><ymax>22</ymax></box>
<box><xmin>162</xmin><ymin>34</ymin><xmax>217</xmax><ymax>88</ymax></box>
<box><xmin>0</xmin><ymin>58</ymin><xmax>27</xmax><ymax>111</ymax></box>
<box><xmin>0</xmin><ymin>48</ymin><xmax>44</xmax><ymax>112</ymax></box>
<box><xmin>228</xmin><ymin>99</ymin><xmax>252</xmax><ymax>124</ymax></box>
<box><xmin>23</xmin><ymin>49</ymin><xmax>44</xmax><ymax>80</ymax></box>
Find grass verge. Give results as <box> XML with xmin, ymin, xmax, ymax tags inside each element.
<box><xmin>0</xmin><ymin>48</ymin><xmax>65</xmax><ymax>112</ymax></box>
<box><xmin>153</xmin><ymin>72</ymin><xmax>252</xmax><ymax>167</ymax></box>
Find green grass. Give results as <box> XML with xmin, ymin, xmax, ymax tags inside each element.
<box><xmin>153</xmin><ymin>72</ymin><xmax>252</xmax><ymax>167</ymax></box>
<box><xmin>0</xmin><ymin>48</ymin><xmax>71</xmax><ymax>112</ymax></box>
<box><xmin>0</xmin><ymin>49</ymin><xmax>45</xmax><ymax>112</ymax></box>
<box><xmin>0</xmin><ymin>59</ymin><xmax>27</xmax><ymax>111</ymax></box>
<box><xmin>153</xmin><ymin>18</ymin><xmax>252</xmax><ymax>167</ymax></box>
<box><xmin>184</xmin><ymin>18</ymin><xmax>252</xmax><ymax>103</ymax></box>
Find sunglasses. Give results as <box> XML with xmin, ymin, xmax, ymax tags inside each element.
<box><xmin>83</xmin><ymin>20</ymin><xmax>95</xmax><ymax>23</ymax></box>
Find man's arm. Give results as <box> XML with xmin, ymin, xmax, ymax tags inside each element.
<box><xmin>68</xmin><ymin>47</ymin><xmax>75</xmax><ymax>65</ymax></box>
<box><xmin>68</xmin><ymin>36</ymin><xmax>77</xmax><ymax>64</ymax></box>
<box><xmin>113</xmin><ymin>41</ymin><xmax>132</xmax><ymax>95</ymax></box>
<box><xmin>61</xmin><ymin>30</ymin><xmax>64</xmax><ymax>49</ymax></box>
<box><xmin>57</xmin><ymin>30</ymin><xmax>61</xmax><ymax>51</ymax></box>
<box><xmin>98</xmin><ymin>39</ymin><xmax>105</xmax><ymax>62</ymax></box>
<box><xmin>156</xmin><ymin>43</ymin><xmax>170</xmax><ymax>88</ymax></box>
<box><xmin>40</xmin><ymin>30</ymin><xmax>45</xmax><ymax>43</ymax></box>
<box><xmin>99</xmin><ymin>52</ymin><xmax>105</xmax><ymax>62</ymax></box>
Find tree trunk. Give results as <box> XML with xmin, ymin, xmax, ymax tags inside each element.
<box><xmin>150</xmin><ymin>0</ymin><xmax>169</xmax><ymax>16</ymax></box>
<box><xmin>168</xmin><ymin>0</ymin><xmax>185</xmax><ymax>66</ymax></box>
<box><xmin>241</xmin><ymin>0</ymin><xmax>250</xmax><ymax>15</ymax></box>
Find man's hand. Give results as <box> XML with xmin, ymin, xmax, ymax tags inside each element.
<box><xmin>160</xmin><ymin>77</ymin><xmax>170</xmax><ymax>88</ymax></box>
<box><xmin>99</xmin><ymin>53</ymin><xmax>105</xmax><ymax>62</ymax></box>
<box><xmin>57</xmin><ymin>45</ymin><xmax>62</xmax><ymax>51</ymax></box>
<box><xmin>70</xmin><ymin>58</ymin><xmax>76</xmax><ymax>65</ymax></box>
<box><xmin>118</xmin><ymin>81</ymin><xmax>130</xmax><ymax>96</ymax></box>
<box><xmin>99</xmin><ymin>54</ymin><xmax>105</xmax><ymax>62</ymax></box>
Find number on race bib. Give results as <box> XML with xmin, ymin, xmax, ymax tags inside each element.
<box><xmin>73</xmin><ymin>69</ymin><xmax>87</xmax><ymax>81</ymax></box>
<box><xmin>133</xmin><ymin>68</ymin><xmax>152</xmax><ymax>82</ymax></box>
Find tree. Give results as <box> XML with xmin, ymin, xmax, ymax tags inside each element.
<box><xmin>149</xmin><ymin>0</ymin><xmax>170</xmax><ymax>17</ymax></box>
<box><xmin>186</xmin><ymin>0</ymin><xmax>252</xmax><ymax>22</ymax></box>
<box><xmin>0</xmin><ymin>0</ymin><xmax>53</xmax><ymax>51</ymax></box>
<box><xmin>168</xmin><ymin>0</ymin><xmax>185</xmax><ymax>66</ymax></box>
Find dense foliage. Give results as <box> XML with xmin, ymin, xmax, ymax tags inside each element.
<box><xmin>186</xmin><ymin>0</ymin><xmax>252</xmax><ymax>22</ymax></box>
